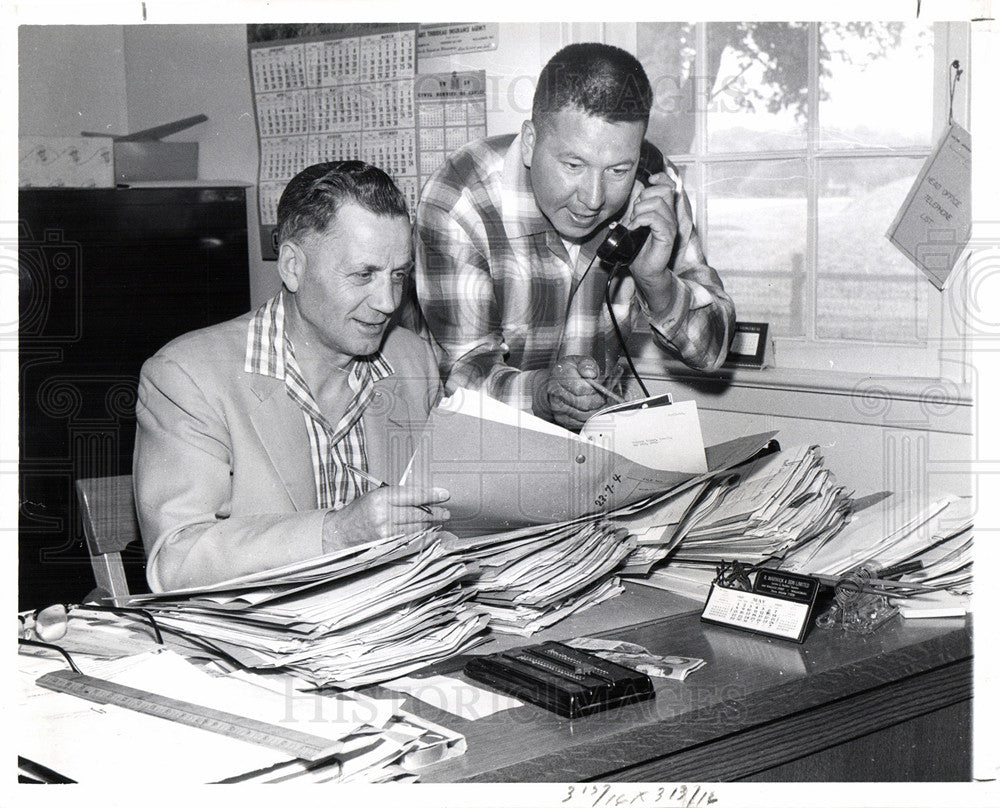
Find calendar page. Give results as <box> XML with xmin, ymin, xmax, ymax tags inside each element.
<box><xmin>702</xmin><ymin>586</ymin><xmax>810</xmax><ymax>641</ymax></box>
<box><xmin>415</xmin><ymin>71</ymin><xmax>487</xmax><ymax>181</ymax></box>
<box><xmin>247</xmin><ymin>25</ymin><xmax>489</xmax><ymax>260</ymax></box>
<box><xmin>248</xmin><ymin>24</ymin><xmax>419</xmax><ymax>259</ymax></box>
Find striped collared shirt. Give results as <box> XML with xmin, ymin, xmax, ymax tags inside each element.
<box><xmin>244</xmin><ymin>292</ymin><xmax>393</xmax><ymax>510</ymax></box>
<box><xmin>415</xmin><ymin>133</ymin><xmax>735</xmax><ymax>412</ymax></box>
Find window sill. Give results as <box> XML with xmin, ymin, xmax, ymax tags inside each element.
<box><xmin>640</xmin><ymin>360</ymin><xmax>970</xmax><ymax>403</ymax></box>
<box><xmin>632</xmin><ymin>357</ymin><xmax>973</xmax><ymax>435</ymax></box>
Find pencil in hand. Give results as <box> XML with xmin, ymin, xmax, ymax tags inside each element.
<box><xmin>346</xmin><ymin>464</ymin><xmax>433</xmax><ymax>515</ymax></box>
<box><xmin>583</xmin><ymin>376</ymin><xmax>626</xmax><ymax>405</ymax></box>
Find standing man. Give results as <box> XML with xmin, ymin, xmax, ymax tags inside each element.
<box><xmin>415</xmin><ymin>43</ymin><xmax>734</xmax><ymax>430</ymax></box>
<box><xmin>134</xmin><ymin>162</ymin><xmax>448</xmax><ymax>591</ymax></box>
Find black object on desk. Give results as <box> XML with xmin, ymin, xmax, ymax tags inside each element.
<box><xmin>464</xmin><ymin>641</ymin><xmax>654</xmax><ymax>719</ymax></box>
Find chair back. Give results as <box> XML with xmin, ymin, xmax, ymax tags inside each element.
<box><xmin>75</xmin><ymin>475</ymin><xmax>141</xmax><ymax>605</ymax></box>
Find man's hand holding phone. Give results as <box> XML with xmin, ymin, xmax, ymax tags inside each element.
<box><xmin>627</xmin><ymin>169</ymin><xmax>681</xmax><ymax>277</ymax></box>
<box><xmin>626</xmin><ymin>167</ymin><xmax>693</xmax><ymax>320</ymax></box>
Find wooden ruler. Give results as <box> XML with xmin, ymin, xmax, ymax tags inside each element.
<box><xmin>36</xmin><ymin>669</ymin><xmax>342</xmax><ymax>762</ymax></box>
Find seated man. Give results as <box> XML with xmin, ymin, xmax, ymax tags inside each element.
<box><xmin>415</xmin><ymin>43</ymin><xmax>735</xmax><ymax>430</ymax></box>
<box><xmin>134</xmin><ymin>161</ymin><xmax>448</xmax><ymax>591</ymax></box>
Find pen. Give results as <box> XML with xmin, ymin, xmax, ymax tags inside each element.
<box><xmin>346</xmin><ymin>464</ymin><xmax>434</xmax><ymax>515</ymax></box>
<box><xmin>878</xmin><ymin>559</ymin><xmax>924</xmax><ymax>578</ymax></box>
<box><xmin>583</xmin><ymin>377</ymin><xmax>627</xmax><ymax>405</ymax></box>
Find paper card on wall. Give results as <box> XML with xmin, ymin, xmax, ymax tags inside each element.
<box><xmin>417</xmin><ymin>23</ymin><xmax>498</xmax><ymax>58</ymax></box>
<box><xmin>886</xmin><ymin>123</ymin><xmax>971</xmax><ymax>290</ymax></box>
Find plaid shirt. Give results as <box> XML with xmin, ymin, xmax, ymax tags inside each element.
<box><xmin>415</xmin><ymin>133</ymin><xmax>735</xmax><ymax>412</ymax></box>
<box><xmin>245</xmin><ymin>292</ymin><xmax>393</xmax><ymax>510</ymax></box>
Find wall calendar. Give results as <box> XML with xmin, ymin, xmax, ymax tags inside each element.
<box><xmin>248</xmin><ymin>24</ymin><xmax>486</xmax><ymax>260</ymax></box>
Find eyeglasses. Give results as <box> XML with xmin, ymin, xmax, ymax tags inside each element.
<box><xmin>18</xmin><ymin>603</ymin><xmax>165</xmax><ymax>674</ymax></box>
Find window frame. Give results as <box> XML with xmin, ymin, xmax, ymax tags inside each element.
<box><xmin>646</xmin><ymin>21</ymin><xmax>970</xmax><ymax>384</ymax></box>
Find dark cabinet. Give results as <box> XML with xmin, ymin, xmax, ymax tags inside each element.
<box><xmin>19</xmin><ymin>186</ymin><xmax>251</xmax><ymax>609</ymax></box>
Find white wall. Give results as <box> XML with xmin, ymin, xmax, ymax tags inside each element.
<box><xmin>638</xmin><ymin>372</ymin><xmax>972</xmax><ymax>498</ymax></box>
<box><xmin>122</xmin><ymin>25</ymin><xmax>257</xmax><ymax>189</ymax></box>
<box><xmin>18</xmin><ymin>26</ymin><xmax>128</xmax><ymax>137</ymax></box>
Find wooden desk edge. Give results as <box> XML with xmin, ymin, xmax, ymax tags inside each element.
<box><xmin>420</xmin><ymin>615</ymin><xmax>972</xmax><ymax>783</ymax></box>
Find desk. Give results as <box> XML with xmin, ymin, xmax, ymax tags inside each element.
<box><xmin>19</xmin><ymin>586</ymin><xmax>972</xmax><ymax>783</ymax></box>
<box><xmin>406</xmin><ymin>593</ymin><xmax>972</xmax><ymax>783</ymax></box>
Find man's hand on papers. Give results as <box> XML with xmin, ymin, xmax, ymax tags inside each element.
<box><xmin>322</xmin><ymin>486</ymin><xmax>451</xmax><ymax>550</ymax></box>
<box><xmin>533</xmin><ymin>355</ymin><xmax>607</xmax><ymax>431</ymax></box>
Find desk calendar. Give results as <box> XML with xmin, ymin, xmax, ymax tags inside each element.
<box><xmin>701</xmin><ymin>568</ymin><xmax>821</xmax><ymax>643</ymax></box>
<box><xmin>248</xmin><ymin>24</ymin><xmax>487</xmax><ymax>259</ymax></box>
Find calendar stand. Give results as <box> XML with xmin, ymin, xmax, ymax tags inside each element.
<box><xmin>700</xmin><ymin>568</ymin><xmax>821</xmax><ymax>644</ymax></box>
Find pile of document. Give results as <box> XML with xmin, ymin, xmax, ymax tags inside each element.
<box><xmin>671</xmin><ymin>444</ymin><xmax>853</xmax><ymax>564</ymax></box>
<box><xmin>781</xmin><ymin>490</ymin><xmax>973</xmax><ymax>617</ymax></box>
<box><xmin>444</xmin><ymin>519</ymin><xmax>635</xmax><ymax>635</ymax></box>
<box><xmin>19</xmin><ymin>647</ymin><xmax>465</xmax><ymax>784</ymax></box>
<box><xmin>613</xmin><ymin>479</ymin><xmax>716</xmax><ymax>576</ymax></box>
<box><xmin>618</xmin><ymin>446</ymin><xmax>850</xmax><ymax>573</ymax></box>
<box><xmin>127</xmin><ymin>530</ymin><xmax>489</xmax><ymax>688</ymax></box>
<box><xmin>625</xmin><ymin>444</ymin><xmax>852</xmax><ymax>600</ymax></box>
<box><xmin>388</xmin><ymin>387</ymin><xmax>781</xmax><ymax>634</ymax></box>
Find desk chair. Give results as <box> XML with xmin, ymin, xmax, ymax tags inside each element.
<box><xmin>75</xmin><ymin>475</ymin><xmax>142</xmax><ymax>605</ymax></box>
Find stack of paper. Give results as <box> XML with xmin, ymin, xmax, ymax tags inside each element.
<box><xmin>782</xmin><ymin>491</ymin><xmax>973</xmax><ymax>617</ymax></box>
<box><xmin>420</xmin><ymin>421</ymin><xmax>781</xmax><ymax>628</ymax></box>
<box><xmin>127</xmin><ymin>530</ymin><xmax>489</xmax><ymax>688</ymax></box>
<box><xmin>623</xmin><ymin>445</ymin><xmax>851</xmax><ymax>601</ymax></box>
<box><xmin>628</xmin><ymin>562</ymin><xmax>719</xmax><ymax>603</ymax></box>
<box><xmin>613</xmin><ymin>480</ymin><xmax>716</xmax><ymax>575</ymax></box>
<box><xmin>782</xmin><ymin>491</ymin><xmax>969</xmax><ymax>577</ymax></box>
<box><xmin>444</xmin><ymin>518</ymin><xmax>635</xmax><ymax>635</ymax></box>
<box><xmin>621</xmin><ymin>444</ymin><xmax>850</xmax><ymax>571</ymax></box>
<box><xmin>670</xmin><ymin>445</ymin><xmax>852</xmax><ymax>565</ymax></box>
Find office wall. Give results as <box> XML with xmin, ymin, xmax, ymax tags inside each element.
<box><xmin>122</xmin><ymin>25</ymin><xmax>257</xmax><ymax>194</ymax></box>
<box><xmin>641</xmin><ymin>375</ymin><xmax>973</xmax><ymax>500</ymax></box>
<box><xmin>19</xmin><ymin>23</ymin><xmax>606</xmax><ymax>306</ymax></box>
<box><xmin>18</xmin><ymin>26</ymin><xmax>128</xmax><ymax>137</ymax></box>
<box><xmin>15</xmin><ymin>24</ymin><xmax>634</xmax><ymax>333</ymax></box>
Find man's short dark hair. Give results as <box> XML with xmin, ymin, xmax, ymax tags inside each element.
<box><xmin>276</xmin><ymin>160</ymin><xmax>409</xmax><ymax>245</ymax></box>
<box><xmin>532</xmin><ymin>43</ymin><xmax>653</xmax><ymax>129</ymax></box>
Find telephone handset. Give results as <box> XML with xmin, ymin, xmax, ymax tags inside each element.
<box><xmin>596</xmin><ymin>140</ymin><xmax>667</xmax><ymax>266</ymax></box>
<box><xmin>594</xmin><ymin>141</ymin><xmax>667</xmax><ymax>400</ymax></box>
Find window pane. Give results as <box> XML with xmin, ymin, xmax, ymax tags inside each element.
<box><xmin>816</xmin><ymin>157</ymin><xmax>929</xmax><ymax>341</ymax></box>
<box><xmin>638</xmin><ymin>22</ymin><xmax>698</xmax><ymax>156</ymax></box>
<box><xmin>706</xmin><ymin>160</ymin><xmax>807</xmax><ymax>336</ymax></box>
<box><xmin>706</xmin><ymin>22</ymin><xmax>808</xmax><ymax>153</ymax></box>
<box><xmin>818</xmin><ymin>22</ymin><xmax>934</xmax><ymax>150</ymax></box>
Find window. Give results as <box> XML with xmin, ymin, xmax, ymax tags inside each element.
<box><xmin>637</xmin><ymin>22</ymin><xmax>967</xmax><ymax>379</ymax></box>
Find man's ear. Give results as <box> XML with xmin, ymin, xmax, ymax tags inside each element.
<box><xmin>277</xmin><ymin>240</ymin><xmax>305</xmax><ymax>293</ymax></box>
<box><xmin>520</xmin><ymin>120</ymin><xmax>536</xmax><ymax>168</ymax></box>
